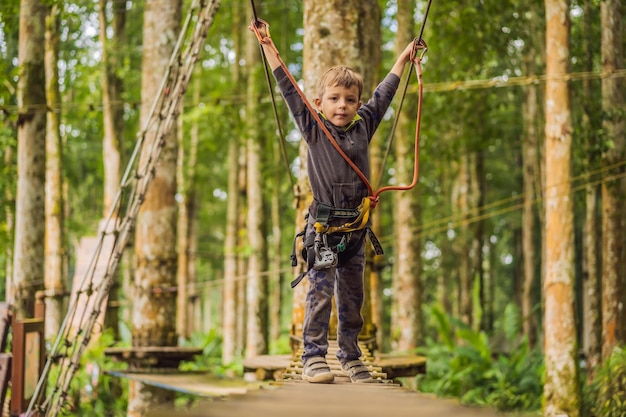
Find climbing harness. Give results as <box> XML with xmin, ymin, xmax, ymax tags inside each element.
<box><xmin>250</xmin><ymin>0</ymin><xmax>433</xmax><ymax>286</ymax></box>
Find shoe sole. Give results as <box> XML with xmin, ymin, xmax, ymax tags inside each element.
<box><xmin>302</xmin><ymin>372</ymin><xmax>335</xmax><ymax>383</ymax></box>
<box><xmin>351</xmin><ymin>376</ymin><xmax>375</xmax><ymax>383</ymax></box>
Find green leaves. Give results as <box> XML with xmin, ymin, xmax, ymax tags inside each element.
<box><xmin>585</xmin><ymin>346</ymin><xmax>626</xmax><ymax>417</ymax></box>
<box><xmin>416</xmin><ymin>303</ymin><xmax>544</xmax><ymax>413</ymax></box>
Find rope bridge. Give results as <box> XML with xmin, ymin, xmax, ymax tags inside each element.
<box><xmin>26</xmin><ymin>1</ymin><xmax>221</xmax><ymax>415</ymax></box>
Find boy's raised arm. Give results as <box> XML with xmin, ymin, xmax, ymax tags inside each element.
<box><xmin>389</xmin><ymin>40</ymin><xmax>425</xmax><ymax>78</ymax></box>
<box><xmin>249</xmin><ymin>19</ymin><xmax>282</xmax><ymax>71</ymax></box>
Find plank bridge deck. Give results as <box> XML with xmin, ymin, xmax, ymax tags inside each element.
<box><xmin>137</xmin><ymin>341</ymin><xmax>504</xmax><ymax>417</ymax></box>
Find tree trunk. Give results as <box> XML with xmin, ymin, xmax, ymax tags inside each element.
<box><xmin>269</xmin><ymin>137</ymin><xmax>283</xmax><ymax>346</ymax></box>
<box><xmin>4</xmin><ymin>147</ymin><xmax>15</xmax><ymax>293</ymax></box>
<box><xmin>543</xmin><ymin>1</ymin><xmax>580</xmax><ymax>415</ymax></box>
<box><xmin>521</xmin><ymin>18</ymin><xmax>539</xmax><ymax>346</ymax></box>
<box><xmin>245</xmin><ymin>9</ymin><xmax>268</xmax><ymax>357</ymax></box>
<box><xmin>581</xmin><ymin>0</ymin><xmax>601</xmax><ymax>382</ymax></box>
<box><xmin>236</xmin><ymin>149</ymin><xmax>248</xmax><ymax>357</ymax></box>
<box><xmin>600</xmin><ymin>0</ymin><xmax>625</xmax><ymax>361</ymax></box>
<box><xmin>99</xmin><ymin>0</ymin><xmax>126</xmax><ymax>343</ymax></box>
<box><xmin>12</xmin><ymin>0</ymin><xmax>47</xmax><ymax>319</ymax></box>
<box><xmin>176</xmin><ymin>113</ymin><xmax>189</xmax><ymax>340</ymax></box>
<box><xmin>176</xmin><ymin>74</ymin><xmax>200</xmax><ymax>340</ymax></box>
<box><xmin>269</xmin><ymin>10</ymin><xmax>286</xmax><ymax>344</ymax></box>
<box><xmin>297</xmin><ymin>0</ymin><xmax>381</xmax><ymax>345</ymax></box>
<box><xmin>470</xmin><ymin>151</ymin><xmax>485</xmax><ymax>332</ymax></box>
<box><xmin>453</xmin><ymin>152</ymin><xmax>472</xmax><ymax>327</ymax></box>
<box><xmin>44</xmin><ymin>3</ymin><xmax>65</xmax><ymax>340</ymax></box>
<box><xmin>391</xmin><ymin>0</ymin><xmax>423</xmax><ymax>353</ymax></box>
<box><xmin>99</xmin><ymin>0</ymin><xmax>125</xmax><ymax>217</ymax></box>
<box><xmin>129</xmin><ymin>0</ymin><xmax>181</xmax><ymax>415</ymax></box>
<box><xmin>222</xmin><ymin>0</ymin><xmax>244</xmax><ymax>364</ymax></box>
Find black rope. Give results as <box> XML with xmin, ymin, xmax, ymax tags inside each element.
<box><xmin>375</xmin><ymin>0</ymin><xmax>433</xmax><ymax>189</ymax></box>
<box><xmin>250</xmin><ymin>0</ymin><xmax>259</xmax><ymax>21</ymax></box>
<box><xmin>250</xmin><ymin>0</ymin><xmax>296</xmax><ymax>191</ymax></box>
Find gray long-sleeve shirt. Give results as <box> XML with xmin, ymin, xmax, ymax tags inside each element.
<box><xmin>274</xmin><ymin>67</ymin><xmax>400</xmax><ymax>225</ymax></box>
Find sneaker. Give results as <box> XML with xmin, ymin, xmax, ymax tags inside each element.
<box><xmin>302</xmin><ymin>356</ymin><xmax>335</xmax><ymax>383</ymax></box>
<box><xmin>341</xmin><ymin>359</ymin><xmax>374</xmax><ymax>383</ymax></box>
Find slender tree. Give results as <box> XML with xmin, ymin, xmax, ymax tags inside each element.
<box><xmin>236</xmin><ymin>149</ymin><xmax>248</xmax><ymax>357</ymax></box>
<box><xmin>543</xmin><ymin>0</ymin><xmax>580</xmax><ymax>415</ymax></box>
<box><xmin>245</xmin><ymin>3</ymin><xmax>269</xmax><ymax>358</ymax></box>
<box><xmin>176</xmin><ymin>78</ymin><xmax>199</xmax><ymax>340</ymax></box>
<box><xmin>521</xmin><ymin>4</ymin><xmax>540</xmax><ymax>348</ymax></box>
<box><xmin>12</xmin><ymin>0</ymin><xmax>47</xmax><ymax>319</ymax></box>
<box><xmin>44</xmin><ymin>2</ymin><xmax>65</xmax><ymax>340</ymax></box>
<box><xmin>600</xmin><ymin>0</ymin><xmax>625</xmax><ymax>361</ymax></box>
<box><xmin>269</xmin><ymin>136</ymin><xmax>283</xmax><ymax>345</ymax></box>
<box><xmin>99</xmin><ymin>0</ymin><xmax>126</xmax><ymax>343</ymax></box>
<box><xmin>391</xmin><ymin>0</ymin><xmax>423</xmax><ymax>352</ymax></box>
<box><xmin>223</xmin><ymin>0</ymin><xmax>244</xmax><ymax>364</ymax></box>
<box><xmin>580</xmin><ymin>0</ymin><xmax>602</xmax><ymax>381</ymax></box>
<box><xmin>99</xmin><ymin>0</ymin><xmax>125</xmax><ymax>217</ymax></box>
<box><xmin>453</xmin><ymin>152</ymin><xmax>473</xmax><ymax>326</ymax></box>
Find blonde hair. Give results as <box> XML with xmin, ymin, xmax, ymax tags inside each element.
<box><xmin>316</xmin><ymin>65</ymin><xmax>363</xmax><ymax>100</ymax></box>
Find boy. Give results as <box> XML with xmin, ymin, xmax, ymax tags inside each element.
<box><xmin>250</xmin><ymin>20</ymin><xmax>419</xmax><ymax>383</ymax></box>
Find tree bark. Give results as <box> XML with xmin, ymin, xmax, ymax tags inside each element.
<box><xmin>543</xmin><ymin>1</ymin><xmax>580</xmax><ymax>415</ymax></box>
<box><xmin>222</xmin><ymin>0</ymin><xmax>244</xmax><ymax>364</ymax></box>
<box><xmin>453</xmin><ymin>152</ymin><xmax>472</xmax><ymax>327</ymax></box>
<box><xmin>600</xmin><ymin>0</ymin><xmax>625</xmax><ymax>361</ymax></box>
<box><xmin>521</xmin><ymin>11</ymin><xmax>539</xmax><ymax>346</ymax></box>
<box><xmin>236</xmin><ymin>149</ymin><xmax>248</xmax><ymax>357</ymax></box>
<box><xmin>269</xmin><ymin>137</ymin><xmax>283</xmax><ymax>346</ymax></box>
<box><xmin>129</xmin><ymin>0</ymin><xmax>181</xmax><ymax>415</ymax></box>
<box><xmin>391</xmin><ymin>0</ymin><xmax>423</xmax><ymax>353</ymax></box>
<box><xmin>12</xmin><ymin>0</ymin><xmax>47</xmax><ymax>319</ymax></box>
<box><xmin>245</xmin><ymin>6</ymin><xmax>268</xmax><ymax>357</ymax></box>
<box><xmin>99</xmin><ymin>0</ymin><xmax>125</xmax><ymax>217</ymax></box>
<box><xmin>44</xmin><ymin>3</ymin><xmax>65</xmax><ymax>340</ymax></box>
<box><xmin>580</xmin><ymin>0</ymin><xmax>601</xmax><ymax>382</ymax></box>
<box><xmin>99</xmin><ymin>0</ymin><xmax>126</xmax><ymax>343</ymax></box>
<box><xmin>297</xmin><ymin>0</ymin><xmax>381</xmax><ymax>346</ymax></box>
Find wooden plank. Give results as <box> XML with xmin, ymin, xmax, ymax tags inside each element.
<box><xmin>106</xmin><ymin>370</ymin><xmax>263</xmax><ymax>398</ymax></box>
<box><xmin>146</xmin><ymin>381</ymin><xmax>509</xmax><ymax>417</ymax></box>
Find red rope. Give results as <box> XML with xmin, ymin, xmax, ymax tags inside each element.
<box><xmin>250</xmin><ymin>19</ymin><xmax>427</xmax><ymax>209</ymax></box>
<box><xmin>373</xmin><ymin>52</ymin><xmax>425</xmax><ymax>201</ymax></box>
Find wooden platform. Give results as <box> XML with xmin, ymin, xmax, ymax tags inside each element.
<box><xmin>114</xmin><ymin>342</ymin><xmax>508</xmax><ymax>417</ymax></box>
<box><xmin>106</xmin><ymin>370</ymin><xmax>265</xmax><ymax>397</ymax></box>
<box><xmin>242</xmin><ymin>340</ymin><xmax>426</xmax><ymax>382</ymax></box>
<box><xmin>147</xmin><ymin>381</ymin><xmax>506</xmax><ymax>417</ymax></box>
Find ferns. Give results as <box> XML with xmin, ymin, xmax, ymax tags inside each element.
<box><xmin>415</xmin><ymin>304</ymin><xmax>544</xmax><ymax>413</ymax></box>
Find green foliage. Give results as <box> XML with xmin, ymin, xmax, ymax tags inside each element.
<box><xmin>416</xmin><ymin>304</ymin><xmax>543</xmax><ymax>413</ymax></box>
<box><xmin>179</xmin><ymin>328</ymin><xmax>243</xmax><ymax>376</ymax></box>
<box><xmin>584</xmin><ymin>346</ymin><xmax>626</xmax><ymax>417</ymax></box>
<box><xmin>48</xmin><ymin>330</ymin><xmax>129</xmax><ymax>417</ymax></box>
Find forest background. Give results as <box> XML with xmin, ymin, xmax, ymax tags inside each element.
<box><xmin>0</xmin><ymin>0</ymin><xmax>625</xmax><ymax>416</ymax></box>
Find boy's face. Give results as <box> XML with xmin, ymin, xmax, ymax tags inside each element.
<box><xmin>315</xmin><ymin>84</ymin><xmax>362</xmax><ymax>128</ymax></box>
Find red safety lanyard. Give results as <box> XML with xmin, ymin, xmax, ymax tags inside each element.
<box><xmin>249</xmin><ymin>1</ymin><xmax>432</xmax><ymax>208</ymax></box>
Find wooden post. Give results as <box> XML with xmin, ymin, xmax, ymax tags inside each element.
<box><xmin>10</xmin><ymin>313</ymin><xmax>45</xmax><ymax>416</ymax></box>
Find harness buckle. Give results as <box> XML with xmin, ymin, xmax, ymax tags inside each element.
<box><xmin>313</xmin><ymin>233</ymin><xmax>338</xmax><ymax>270</ymax></box>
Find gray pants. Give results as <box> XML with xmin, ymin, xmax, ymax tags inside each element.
<box><xmin>301</xmin><ymin>228</ymin><xmax>366</xmax><ymax>365</ymax></box>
